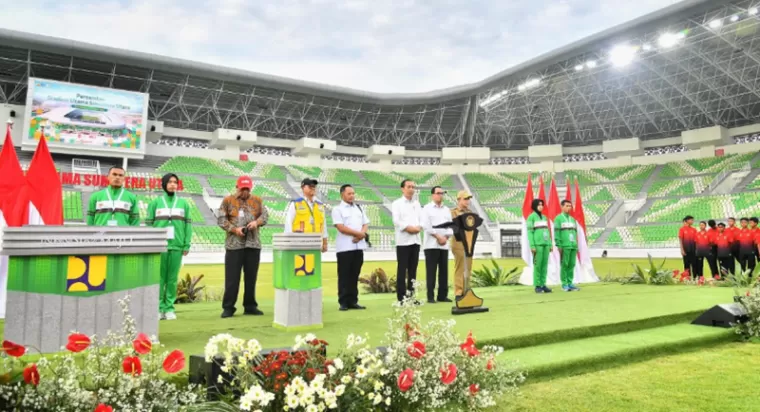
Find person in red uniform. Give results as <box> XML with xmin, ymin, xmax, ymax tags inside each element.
<box><xmin>705</xmin><ymin>219</ymin><xmax>719</xmax><ymax>277</ymax></box>
<box><xmin>694</xmin><ymin>221</ymin><xmax>711</xmax><ymax>279</ymax></box>
<box><xmin>678</xmin><ymin>216</ymin><xmax>697</xmax><ymax>277</ymax></box>
<box><xmin>714</xmin><ymin>223</ymin><xmax>732</xmax><ymax>277</ymax></box>
<box><xmin>751</xmin><ymin>217</ymin><xmax>760</xmax><ymax>268</ymax></box>
<box><xmin>726</xmin><ymin>217</ymin><xmax>740</xmax><ymax>273</ymax></box>
<box><xmin>737</xmin><ymin>218</ymin><xmax>756</xmax><ymax>274</ymax></box>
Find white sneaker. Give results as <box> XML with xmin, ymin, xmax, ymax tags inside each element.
<box><xmin>159</xmin><ymin>312</ymin><xmax>166</xmax><ymax>320</ymax></box>
<box><xmin>165</xmin><ymin>312</ymin><xmax>177</xmax><ymax>321</ymax></box>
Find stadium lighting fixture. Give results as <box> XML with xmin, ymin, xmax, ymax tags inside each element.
<box><xmin>574</xmin><ymin>64</ymin><xmax>584</xmax><ymax>71</ymax></box>
<box><xmin>709</xmin><ymin>19</ymin><xmax>723</xmax><ymax>29</ymax></box>
<box><xmin>479</xmin><ymin>90</ymin><xmax>509</xmax><ymax>108</ymax></box>
<box><xmin>586</xmin><ymin>60</ymin><xmax>597</xmax><ymax>69</ymax></box>
<box><xmin>658</xmin><ymin>32</ymin><xmax>683</xmax><ymax>49</ymax></box>
<box><xmin>517</xmin><ymin>78</ymin><xmax>541</xmax><ymax>92</ymax></box>
<box><xmin>642</xmin><ymin>43</ymin><xmax>653</xmax><ymax>51</ymax></box>
<box><xmin>609</xmin><ymin>45</ymin><xmax>637</xmax><ymax>68</ymax></box>
<box><xmin>731</xmin><ymin>15</ymin><xmax>740</xmax><ymax>22</ymax></box>
<box><xmin>750</xmin><ymin>7</ymin><xmax>758</xmax><ymax>15</ymax></box>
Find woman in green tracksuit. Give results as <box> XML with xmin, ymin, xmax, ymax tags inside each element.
<box><xmin>146</xmin><ymin>173</ymin><xmax>193</xmax><ymax>320</ymax></box>
<box><xmin>526</xmin><ymin>199</ymin><xmax>552</xmax><ymax>293</ymax></box>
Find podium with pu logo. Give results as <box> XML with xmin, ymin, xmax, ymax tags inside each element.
<box><xmin>272</xmin><ymin>233</ymin><xmax>323</xmax><ymax>330</ymax></box>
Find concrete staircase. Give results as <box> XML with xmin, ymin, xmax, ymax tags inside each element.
<box><xmin>639</xmin><ymin>164</ymin><xmax>664</xmax><ymax>195</ymax></box>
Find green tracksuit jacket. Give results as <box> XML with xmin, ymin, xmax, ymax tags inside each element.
<box><xmin>87</xmin><ymin>187</ymin><xmax>140</xmax><ymax>226</ymax></box>
<box><xmin>527</xmin><ymin>212</ymin><xmax>551</xmax><ymax>287</ymax></box>
<box><xmin>554</xmin><ymin>212</ymin><xmax>578</xmax><ymax>287</ymax></box>
<box><xmin>146</xmin><ymin>194</ymin><xmax>193</xmax><ymax>252</ymax></box>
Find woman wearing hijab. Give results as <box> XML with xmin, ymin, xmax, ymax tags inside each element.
<box><xmin>526</xmin><ymin>199</ymin><xmax>552</xmax><ymax>293</ymax></box>
<box><xmin>146</xmin><ymin>173</ymin><xmax>193</xmax><ymax>320</ymax></box>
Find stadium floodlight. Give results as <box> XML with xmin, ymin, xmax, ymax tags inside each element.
<box><xmin>731</xmin><ymin>15</ymin><xmax>740</xmax><ymax>22</ymax></box>
<box><xmin>479</xmin><ymin>90</ymin><xmax>509</xmax><ymax>108</ymax></box>
<box><xmin>517</xmin><ymin>78</ymin><xmax>541</xmax><ymax>92</ymax></box>
<box><xmin>574</xmin><ymin>64</ymin><xmax>584</xmax><ymax>71</ymax></box>
<box><xmin>642</xmin><ymin>43</ymin><xmax>653</xmax><ymax>51</ymax></box>
<box><xmin>586</xmin><ymin>60</ymin><xmax>597</xmax><ymax>69</ymax></box>
<box><xmin>751</xmin><ymin>7</ymin><xmax>758</xmax><ymax>15</ymax></box>
<box><xmin>709</xmin><ymin>19</ymin><xmax>723</xmax><ymax>29</ymax></box>
<box><xmin>658</xmin><ymin>32</ymin><xmax>683</xmax><ymax>49</ymax></box>
<box><xmin>609</xmin><ymin>45</ymin><xmax>637</xmax><ymax>68</ymax></box>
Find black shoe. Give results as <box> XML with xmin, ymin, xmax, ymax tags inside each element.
<box><xmin>339</xmin><ymin>305</ymin><xmax>349</xmax><ymax>311</ymax></box>
<box><xmin>348</xmin><ymin>304</ymin><xmax>366</xmax><ymax>310</ymax></box>
<box><xmin>542</xmin><ymin>286</ymin><xmax>553</xmax><ymax>293</ymax></box>
<box><xmin>535</xmin><ymin>287</ymin><xmax>545</xmax><ymax>294</ymax></box>
<box><xmin>413</xmin><ymin>300</ymin><xmax>422</xmax><ymax>306</ymax></box>
<box><xmin>427</xmin><ymin>299</ymin><xmax>437</xmax><ymax>304</ymax></box>
<box><xmin>437</xmin><ymin>298</ymin><xmax>453</xmax><ymax>303</ymax></box>
<box><xmin>244</xmin><ymin>308</ymin><xmax>264</xmax><ymax>316</ymax></box>
<box><xmin>221</xmin><ymin>310</ymin><xmax>235</xmax><ymax>318</ymax></box>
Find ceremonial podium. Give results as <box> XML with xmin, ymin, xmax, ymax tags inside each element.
<box><xmin>437</xmin><ymin>212</ymin><xmax>489</xmax><ymax>315</ymax></box>
<box><xmin>0</xmin><ymin>226</ymin><xmax>167</xmax><ymax>353</ymax></box>
<box><xmin>272</xmin><ymin>233</ymin><xmax>323</xmax><ymax>331</ymax></box>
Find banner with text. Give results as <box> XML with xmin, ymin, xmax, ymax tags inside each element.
<box><xmin>59</xmin><ymin>172</ymin><xmax>184</xmax><ymax>191</ymax></box>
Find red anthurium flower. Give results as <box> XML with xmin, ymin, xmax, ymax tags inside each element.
<box><xmin>122</xmin><ymin>356</ymin><xmax>142</xmax><ymax>376</ymax></box>
<box><xmin>163</xmin><ymin>350</ymin><xmax>186</xmax><ymax>374</ymax></box>
<box><xmin>469</xmin><ymin>383</ymin><xmax>480</xmax><ymax>396</ymax></box>
<box><xmin>747</xmin><ymin>290</ymin><xmax>751</xmax><ymax>297</ymax></box>
<box><xmin>23</xmin><ymin>364</ymin><xmax>40</xmax><ymax>386</ymax></box>
<box><xmin>486</xmin><ymin>357</ymin><xmax>495</xmax><ymax>371</ymax></box>
<box><xmin>672</xmin><ymin>269</ymin><xmax>680</xmax><ymax>278</ymax></box>
<box><xmin>440</xmin><ymin>363</ymin><xmax>457</xmax><ymax>385</ymax></box>
<box><xmin>94</xmin><ymin>404</ymin><xmax>113</xmax><ymax>412</ymax></box>
<box><xmin>464</xmin><ymin>344</ymin><xmax>480</xmax><ymax>357</ymax></box>
<box><xmin>714</xmin><ymin>274</ymin><xmax>721</xmax><ymax>281</ymax></box>
<box><xmin>132</xmin><ymin>333</ymin><xmax>152</xmax><ymax>355</ymax></box>
<box><xmin>1</xmin><ymin>340</ymin><xmax>25</xmax><ymax>358</ymax></box>
<box><xmin>65</xmin><ymin>333</ymin><xmax>91</xmax><ymax>353</ymax></box>
<box><xmin>697</xmin><ymin>276</ymin><xmax>705</xmax><ymax>286</ymax></box>
<box><xmin>406</xmin><ymin>341</ymin><xmax>426</xmax><ymax>359</ymax></box>
<box><xmin>397</xmin><ymin>368</ymin><xmax>414</xmax><ymax>392</ymax></box>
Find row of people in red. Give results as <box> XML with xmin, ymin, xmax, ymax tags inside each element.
<box><xmin>678</xmin><ymin>216</ymin><xmax>760</xmax><ymax>278</ymax></box>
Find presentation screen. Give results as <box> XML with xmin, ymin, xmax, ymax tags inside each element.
<box><xmin>22</xmin><ymin>78</ymin><xmax>150</xmax><ymax>158</ymax></box>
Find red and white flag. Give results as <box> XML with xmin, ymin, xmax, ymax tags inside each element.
<box><xmin>520</xmin><ymin>173</ymin><xmax>535</xmax><ymax>268</ymax></box>
<box><xmin>0</xmin><ymin>123</ymin><xmax>26</xmax><ymax>319</ymax></box>
<box><xmin>573</xmin><ymin>178</ymin><xmax>599</xmax><ymax>283</ymax></box>
<box><xmin>23</xmin><ymin>137</ymin><xmax>63</xmax><ymax>225</ymax></box>
<box><xmin>545</xmin><ymin>177</ymin><xmax>562</xmax><ymax>285</ymax></box>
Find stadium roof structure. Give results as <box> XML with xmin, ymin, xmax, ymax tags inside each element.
<box><xmin>0</xmin><ymin>0</ymin><xmax>758</xmax><ymax>151</ymax></box>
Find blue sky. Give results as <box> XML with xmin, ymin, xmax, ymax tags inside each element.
<box><xmin>3</xmin><ymin>0</ymin><xmax>679</xmax><ymax>93</ymax></box>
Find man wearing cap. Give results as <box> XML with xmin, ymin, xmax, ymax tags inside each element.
<box><xmin>217</xmin><ymin>176</ymin><xmax>269</xmax><ymax>318</ymax></box>
<box><xmin>87</xmin><ymin>166</ymin><xmax>140</xmax><ymax>227</ymax></box>
<box><xmin>421</xmin><ymin>186</ymin><xmax>454</xmax><ymax>303</ymax></box>
<box><xmin>450</xmin><ymin>190</ymin><xmax>474</xmax><ymax>297</ymax></box>
<box><xmin>146</xmin><ymin>173</ymin><xmax>193</xmax><ymax>320</ymax></box>
<box><xmin>285</xmin><ymin>178</ymin><xmax>328</xmax><ymax>253</ymax></box>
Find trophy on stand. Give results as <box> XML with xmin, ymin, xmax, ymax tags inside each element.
<box><xmin>435</xmin><ymin>212</ymin><xmax>489</xmax><ymax>315</ymax></box>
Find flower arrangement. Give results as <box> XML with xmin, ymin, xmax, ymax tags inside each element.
<box><xmin>732</xmin><ymin>284</ymin><xmax>760</xmax><ymax>341</ymax></box>
<box><xmin>0</xmin><ymin>297</ymin><xmax>201</xmax><ymax>412</ymax></box>
<box><xmin>195</xmin><ymin>297</ymin><xmax>524</xmax><ymax>411</ymax></box>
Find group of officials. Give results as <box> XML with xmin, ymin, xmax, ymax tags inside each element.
<box><xmin>679</xmin><ymin>215</ymin><xmax>760</xmax><ymax>278</ymax></box>
<box><xmin>86</xmin><ymin>168</ymin><xmax>477</xmax><ymax>320</ymax></box>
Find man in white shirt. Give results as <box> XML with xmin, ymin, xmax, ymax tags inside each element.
<box><xmin>391</xmin><ymin>179</ymin><xmax>422</xmax><ymax>303</ymax></box>
<box><xmin>284</xmin><ymin>178</ymin><xmax>328</xmax><ymax>252</ymax></box>
<box><xmin>332</xmin><ymin>184</ymin><xmax>370</xmax><ymax>311</ymax></box>
<box><xmin>421</xmin><ymin>186</ymin><xmax>454</xmax><ymax>304</ymax></box>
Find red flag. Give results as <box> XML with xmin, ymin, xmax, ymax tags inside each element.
<box><xmin>537</xmin><ymin>174</ymin><xmax>546</xmax><ymax>202</ymax></box>
<box><xmin>565</xmin><ymin>177</ymin><xmax>572</xmax><ymax>202</ymax></box>
<box><xmin>0</xmin><ymin>124</ymin><xmax>26</xmax><ymax>227</ymax></box>
<box><xmin>521</xmin><ymin>173</ymin><xmax>534</xmax><ymax>219</ymax></box>
<box><xmin>520</xmin><ymin>173</ymin><xmax>535</xmax><ymax>268</ymax></box>
<box><xmin>573</xmin><ymin>178</ymin><xmax>587</xmax><ymax>233</ymax></box>
<box><xmin>24</xmin><ymin>137</ymin><xmax>63</xmax><ymax>225</ymax></box>
<box><xmin>546</xmin><ymin>177</ymin><xmax>560</xmax><ymax>221</ymax></box>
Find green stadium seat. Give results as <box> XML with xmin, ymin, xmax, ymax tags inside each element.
<box><xmin>646</xmin><ymin>176</ymin><xmax>712</xmax><ymax>197</ymax></box>
<box><xmin>569</xmin><ymin>165</ymin><xmax>655</xmax><ymax>184</ymax></box>
<box><xmin>63</xmin><ymin>191</ymin><xmax>83</xmax><ymax>221</ymax></box>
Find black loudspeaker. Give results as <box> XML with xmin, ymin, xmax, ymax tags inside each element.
<box><xmin>319</xmin><ymin>143</ymin><xmax>324</xmax><ymax>149</ymax></box>
<box><xmin>9</xmin><ymin>110</ymin><xmax>16</xmax><ymax>118</ymax></box>
<box><xmin>150</xmin><ymin>125</ymin><xmax>156</xmax><ymax>132</ymax></box>
<box><xmin>236</xmin><ymin>135</ymin><xmax>241</xmax><ymax>141</ymax></box>
<box><xmin>388</xmin><ymin>150</ymin><xmax>393</xmax><ymax>155</ymax></box>
<box><xmin>691</xmin><ymin>303</ymin><xmax>748</xmax><ymax>328</ymax></box>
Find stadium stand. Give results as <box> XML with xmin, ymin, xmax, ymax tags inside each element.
<box><xmin>62</xmin><ymin>191</ymin><xmax>83</xmax><ymax>221</ymax></box>
<box><xmin>569</xmin><ymin>165</ymin><xmax>655</xmax><ymax>184</ymax></box>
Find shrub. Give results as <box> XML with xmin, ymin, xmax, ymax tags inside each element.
<box><xmin>176</xmin><ymin>273</ymin><xmax>206</xmax><ymax>304</ymax></box>
<box><xmin>359</xmin><ymin>268</ymin><xmax>396</xmax><ymax>294</ymax></box>
<box><xmin>471</xmin><ymin>259</ymin><xmax>520</xmax><ymax>287</ymax></box>
<box><xmin>732</xmin><ymin>285</ymin><xmax>760</xmax><ymax>342</ymax></box>
<box><xmin>622</xmin><ymin>255</ymin><xmax>675</xmax><ymax>285</ymax></box>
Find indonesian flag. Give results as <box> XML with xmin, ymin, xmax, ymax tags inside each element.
<box><xmin>565</xmin><ymin>177</ymin><xmax>572</xmax><ymax>202</ymax></box>
<box><xmin>22</xmin><ymin>137</ymin><xmax>63</xmax><ymax>225</ymax></box>
<box><xmin>572</xmin><ymin>178</ymin><xmax>599</xmax><ymax>283</ymax></box>
<box><xmin>0</xmin><ymin>123</ymin><xmax>26</xmax><ymax>319</ymax></box>
<box><xmin>520</xmin><ymin>173</ymin><xmax>535</xmax><ymax>268</ymax></box>
<box><xmin>545</xmin><ymin>177</ymin><xmax>562</xmax><ymax>285</ymax></box>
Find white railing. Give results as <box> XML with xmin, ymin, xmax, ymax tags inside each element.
<box><xmin>603</xmin><ymin>200</ymin><xmax>623</xmax><ymax>226</ymax></box>
<box><xmin>598</xmin><ymin>240</ymin><xmax>679</xmax><ymax>249</ymax></box>
<box><xmin>707</xmin><ymin>161</ymin><xmax>751</xmax><ymax>193</ymax></box>
<box><xmin>72</xmin><ymin>158</ymin><xmax>100</xmax><ymax>175</ymax></box>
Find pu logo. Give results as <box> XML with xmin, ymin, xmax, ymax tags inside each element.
<box><xmin>294</xmin><ymin>254</ymin><xmax>315</xmax><ymax>277</ymax></box>
<box><xmin>66</xmin><ymin>255</ymin><xmax>107</xmax><ymax>292</ymax></box>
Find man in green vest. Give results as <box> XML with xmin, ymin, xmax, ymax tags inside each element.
<box><xmin>526</xmin><ymin>199</ymin><xmax>552</xmax><ymax>294</ymax></box>
<box><xmin>86</xmin><ymin>166</ymin><xmax>140</xmax><ymax>226</ymax></box>
<box><xmin>146</xmin><ymin>173</ymin><xmax>193</xmax><ymax>320</ymax></box>
<box><xmin>554</xmin><ymin>200</ymin><xmax>580</xmax><ymax>292</ymax></box>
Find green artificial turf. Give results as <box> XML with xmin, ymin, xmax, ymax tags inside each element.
<box><xmin>504</xmin><ymin>342</ymin><xmax>760</xmax><ymax>412</ymax></box>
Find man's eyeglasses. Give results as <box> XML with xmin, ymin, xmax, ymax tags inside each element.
<box><xmin>434</xmin><ymin>191</ymin><xmax>446</xmax><ymax>195</ymax></box>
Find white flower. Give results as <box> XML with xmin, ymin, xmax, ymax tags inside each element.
<box><xmin>333</xmin><ymin>358</ymin><xmax>344</xmax><ymax>370</ymax></box>
<box><xmin>385</xmin><ymin>397</ymin><xmax>391</xmax><ymax>406</ymax></box>
<box><xmin>340</xmin><ymin>375</ymin><xmax>351</xmax><ymax>384</ymax></box>
<box><xmin>334</xmin><ymin>385</ymin><xmax>346</xmax><ymax>396</ymax></box>
<box><xmin>373</xmin><ymin>394</ymin><xmax>383</xmax><ymax>405</ymax></box>
<box><xmin>286</xmin><ymin>395</ymin><xmax>300</xmax><ymax>409</ymax></box>
<box><xmin>356</xmin><ymin>365</ymin><xmax>367</xmax><ymax>378</ymax></box>
<box><xmin>373</xmin><ymin>381</ymin><xmax>384</xmax><ymax>391</ymax></box>
<box><xmin>307</xmin><ymin>405</ymin><xmax>319</xmax><ymax>412</ymax></box>
<box><xmin>327</xmin><ymin>365</ymin><xmax>337</xmax><ymax>375</ymax></box>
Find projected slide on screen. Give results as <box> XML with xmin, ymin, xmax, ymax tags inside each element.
<box><xmin>22</xmin><ymin>78</ymin><xmax>150</xmax><ymax>157</ymax></box>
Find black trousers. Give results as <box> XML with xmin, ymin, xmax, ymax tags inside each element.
<box><xmin>731</xmin><ymin>246</ymin><xmax>740</xmax><ymax>273</ymax></box>
<box><xmin>222</xmin><ymin>248</ymin><xmax>261</xmax><ymax>313</ymax></box>
<box><xmin>337</xmin><ymin>250</ymin><xmax>364</xmax><ymax>307</ymax></box>
<box><xmin>396</xmin><ymin>244</ymin><xmax>420</xmax><ymax>302</ymax></box>
<box><xmin>706</xmin><ymin>250</ymin><xmax>719</xmax><ymax>277</ymax></box>
<box><xmin>739</xmin><ymin>252</ymin><xmax>756</xmax><ymax>274</ymax></box>
<box><xmin>718</xmin><ymin>256</ymin><xmax>733</xmax><ymax>276</ymax></box>
<box><xmin>424</xmin><ymin>249</ymin><xmax>448</xmax><ymax>302</ymax></box>
<box><xmin>693</xmin><ymin>256</ymin><xmax>705</xmax><ymax>278</ymax></box>
<box><xmin>682</xmin><ymin>252</ymin><xmax>696</xmax><ymax>277</ymax></box>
